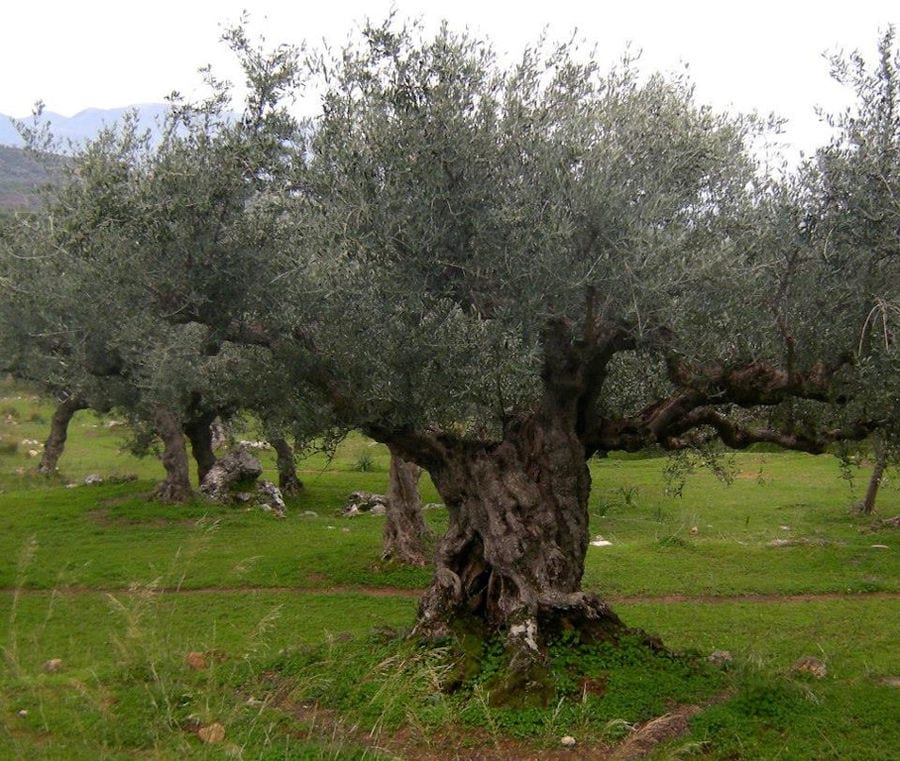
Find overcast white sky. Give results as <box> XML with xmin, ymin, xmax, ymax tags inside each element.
<box><xmin>3</xmin><ymin>0</ymin><xmax>898</xmax><ymax>158</ymax></box>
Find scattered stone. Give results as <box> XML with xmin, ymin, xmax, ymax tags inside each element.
<box><xmin>590</xmin><ymin>536</ymin><xmax>613</xmax><ymax>547</ymax></box>
<box><xmin>767</xmin><ymin>537</ymin><xmax>828</xmax><ymax>547</ymax></box>
<box><xmin>791</xmin><ymin>656</ymin><xmax>827</xmax><ymax>679</ymax></box>
<box><xmin>26</xmin><ymin>449</ymin><xmax>39</xmax><ymax>458</ymax></box>
<box><xmin>198</xmin><ymin>722</ymin><xmax>226</xmax><ymax>744</ymax></box>
<box><xmin>707</xmin><ymin>650</ymin><xmax>733</xmax><ymax>667</ymax></box>
<box><xmin>423</xmin><ymin>502</ymin><xmax>445</xmax><ymax>510</ymax></box>
<box><xmin>236</xmin><ymin>440</ymin><xmax>272</xmax><ymax>451</ymax></box>
<box><xmin>560</xmin><ymin>735</ymin><xmax>577</xmax><ymax>747</ymax></box>
<box><xmin>43</xmin><ymin>658</ymin><xmax>63</xmax><ymax>673</ymax></box>
<box><xmin>17</xmin><ymin>709</ymin><xmax>28</xmax><ymax>718</ymax></box>
<box><xmin>257</xmin><ymin>480</ymin><xmax>286</xmax><ymax>518</ymax></box>
<box><xmin>341</xmin><ymin>491</ymin><xmax>388</xmax><ymax>516</ymax></box>
<box><xmin>779</xmin><ymin>525</ymin><xmax>791</xmax><ymax>531</ymax></box>
<box><xmin>341</xmin><ymin>527</ymin><xmax>351</xmax><ymax>533</ymax></box>
<box><xmin>83</xmin><ymin>474</ymin><xmax>104</xmax><ymax>486</ymax></box>
<box><xmin>870</xmin><ymin>544</ymin><xmax>890</xmax><ymax>549</ymax></box>
<box><xmin>689</xmin><ymin>526</ymin><xmax>699</xmax><ymax>536</ymax></box>
<box><xmin>185</xmin><ymin>652</ymin><xmax>207</xmax><ymax>671</ymax></box>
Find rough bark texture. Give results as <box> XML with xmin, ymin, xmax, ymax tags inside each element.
<box><xmin>38</xmin><ymin>397</ymin><xmax>87</xmax><ymax>474</ymax></box>
<box><xmin>152</xmin><ymin>407</ymin><xmax>193</xmax><ymax>503</ymax></box>
<box><xmin>184</xmin><ymin>411</ymin><xmax>218</xmax><ymax>484</ymax></box>
<box><xmin>382</xmin><ymin>450</ymin><xmax>430</xmax><ymax>566</ymax></box>
<box><xmin>414</xmin><ymin>415</ymin><xmax>623</xmax><ymax>650</ymax></box>
<box><xmin>271</xmin><ymin>436</ymin><xmax>304</xmax><ymax>495</ymax></box>
<box><xmin>861</xmin><ymin>436</ymin><xmax>887</xmax><ymax>515</ymax></box>
<box><xmin>199</xmin><ymin>447</ymin><xmax>264</xmax><ymax>501</ymax></box>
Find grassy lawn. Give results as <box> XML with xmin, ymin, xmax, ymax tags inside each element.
<box><xmin>0</xmin><ymin>383</ymin><xmax>897</xmax><ymax>759</ymax></box>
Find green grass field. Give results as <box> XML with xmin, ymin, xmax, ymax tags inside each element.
<box><xmin>1</xmin><ymin>382</ymin><xmax>897</xmax><ymax>759</ymax></box>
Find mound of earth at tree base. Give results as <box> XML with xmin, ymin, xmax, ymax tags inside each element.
<box><xmin>260</xmin><ymin>623</ymin><xmax>730</xmax><ymax>761</ymax></box>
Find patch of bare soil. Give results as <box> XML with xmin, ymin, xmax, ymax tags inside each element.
<box><xmin>87</xmin><ymin>505</ymin><xmax>201</xmax><ymax>528</ymax></box>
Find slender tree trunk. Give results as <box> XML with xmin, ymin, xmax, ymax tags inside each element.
<box><xmin>38</xmin><ymin>397</ymin><xmax>87</xmax><ymax>474</ymax></box>
<box><xmin>152</xmin><ymin>407</ymin><xmax>192</xmax><ymax>502</ymax></box>
<box><xmin>270</xmin><ymin>436</ymin><xmax>303</xmax><ymax>495</ymax></box>
<box><xmin>184</xmin><ymin>411</ymin><xmax>218</xmax><ymax>484</ymax></box>
<box><xmin>861</xmin><ymin>435</ymin><xmax>887</xmax><ymax>515</ymax></box>
<box><xmin>382</xmin><ymin>449</ymin><xmax>430</xmax><ymax>566</ymax></box>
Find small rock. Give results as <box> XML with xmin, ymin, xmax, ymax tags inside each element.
<box><xmin>689</xmin><ymin>526</ymin><xmax>699</xmax><ymax>536</ymax></box>
<box><xmin>870</xmin><ymin>544</ymin><xmax>890</xmax><ymax>549</ymax></box>
<box><xmin>185</xmin><ymin>651</ymin><xmax>207</xmax><ymax>671</ymax></box>
<box><xmin>26</xmin><ymin>449</ymin><xmax>39</xmax><ymax>458</ymax></box>
<box><xmin>341</xmin><ymin>527</ymin><xmax>351</xmax><ymax>533</ymax></box>
<box><xmin>198</xmin><ymin>722</ymin><xmax>226</xmax><ymax>744</ymax></box>
<box><xmin>43</xmin><ymin>658</ymin><xmax>63</xmax><ymax>673</ymax></box>
<box><xmin>707</xmin><ymin>650</ymin><xmax>734</xmax><ymax>667</ymax></box>
<box><xmin>560</xmin><ymin>735</ymin><xmax>577</xmax><ymax>747</ymax></box>
<box><xmin>17</xmin><ymin>709</ymin><xmax>28</xmax><ymax>718</ymax></box>
<box><xmin>590</xmin><ymin>536</ymin><xmax>613</xmax><ymax>547</ymax></box>
<box><xmin>83</xmin><ymin>474</ymin><xmax>104</xmax><ymax>486</ymax></box>
<box><xmin>791</xmin><ymin>656</ymin><xmax>827</xmax><ymax>679</ymax></box>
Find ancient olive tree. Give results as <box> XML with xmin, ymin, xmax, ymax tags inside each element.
<box><xmin>259</xmin><ymin>21</ymin><xmax>895</xmax><ymax>685</ymax></box>
<box><xmin>801</xmin><ymin>28</ymin><xmax>900</xmax><ymax>513</ymax></box>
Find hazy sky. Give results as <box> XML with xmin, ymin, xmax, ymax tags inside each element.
<box><xmin>3</xmin><ymin>0</ymin><xmax>898</xmax><ymax>158</ymax></box>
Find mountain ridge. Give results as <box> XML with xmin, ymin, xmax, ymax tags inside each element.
<box><xmin>0</xmin><ymin>103</ymin><xmax>172</xmax><ymax>148</ymax></box>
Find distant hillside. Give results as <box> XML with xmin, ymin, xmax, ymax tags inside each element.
<box><xmin>0</xmin><ymin>104</ymin><xmax>172</xmax><ymax>149</ymax></box>
<box><xmin>0</xmin><ymin>146</ymin><xmax>60</xmax><ymax>211</ymax></box>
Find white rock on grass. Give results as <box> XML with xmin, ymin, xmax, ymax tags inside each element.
<box><xmin>590</xmin><ymin>536</ymin><xmax>612</xmax><ymax>547</ymax></box>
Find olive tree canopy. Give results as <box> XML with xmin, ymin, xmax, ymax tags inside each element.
<box><xmin>252</xmin><ymin>20</ymin><xmax>897</xmax><ymax>683</ymax></box>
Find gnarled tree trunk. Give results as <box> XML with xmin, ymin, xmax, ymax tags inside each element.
<box><xmin>382</xmin><ymin>449</ymin><xmax>430</xmax><ymax>565</ymax></box>
<box><xmin>271</xmin><ymin>436</ymin><xmax>303</xmax><ymax>495</ymax></box>
<box><xmin>152</xmin><ymin>407</ymin><xmax>192</xmax><ymax>502</ymax></box>
<box><xmin>401</xmin><ymin>412</ymin><xmax>626</xmax><ymax>702</ymax></box>
<box><xmin>38</xmin><ymin>396</ymin><xmax>88</xmax><ymax>474</ymax></box>
<box><xmin>184</xmin><ymin>410</ymin><xmax>218</xmax><ymax>484</ymax></box>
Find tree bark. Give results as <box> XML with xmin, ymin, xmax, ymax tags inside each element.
<box><xmin>184</xmin><ymin>410</ymin><xmax>218</xmax><ymax>484</ymax></box>
<box><xmin>271</xmin><ymin>436</ymin><xmax>304</xmax><ymax>495</ymax></box>
<box><xmin>402</xmin><ymin>412</ymin><xmax>626</xmax><ymax>702</ymax></box>
<box><xmin>861</xmin><ymin>435</ymin><xmax>887</xmax><ymax>515</ymax></box>
<box><xmin>38</xmin><ymin>397</ymin><xmax>88</xmax><ymax>474</ymax></box>
<box><xmin>152</xmin><ymin>407</ymin><xmax>193</xmax><ymax>502</ymax></box>
<box><xmin>382</xmin><ymin>450</ymin><xmax>430</xmax><ymax>565</ymax></box>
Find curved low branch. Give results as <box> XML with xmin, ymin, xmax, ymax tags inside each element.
<box><xmin>661</xmin><ymin>407</ymin><xmax>878</xmax><ymax>454</ymax></box>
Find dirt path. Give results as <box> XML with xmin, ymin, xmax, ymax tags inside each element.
<box><xmin>1</xmin><ymin>585</ymin><xmax>898</xmax><ymax>603</ymax></box>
